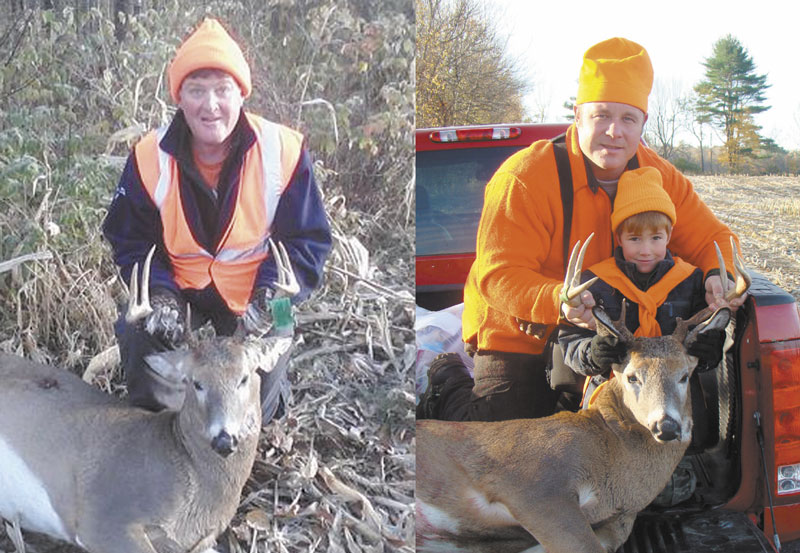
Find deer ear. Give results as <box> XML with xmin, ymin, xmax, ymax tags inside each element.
<box><xmin>242</xmin><ymin>335</ymin><xmax>293</xmax><ymax>374</ymax></box>
<box><xmin>683</xmin><ymin>307</ymin><xmax>731</xmax><ymax>348</ymax></box>
<box><xmin>593</xmin><ymin>304</ymin><xmax>634</xmax><ymax>345</ymax></box>
<box><xmin>144</xmin><ymin>350</ymin><xmax>190</xmax><ymax>383</ymax></box>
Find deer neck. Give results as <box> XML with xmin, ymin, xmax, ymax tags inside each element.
<box><xmin>169</xmin><ymin>411</ymin><xmax>257</xmax><ymax>535</ymax></box>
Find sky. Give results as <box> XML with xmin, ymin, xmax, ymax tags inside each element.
<box><xmin>488</xmin><ymin>0</ymin><xmax>800</xmax><ymax>151</ymax></box>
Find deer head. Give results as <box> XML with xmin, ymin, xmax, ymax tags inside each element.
<box><xmin>593</xmin><ymin>302</ymin><xmax>731</xmax><ymax>443</ymax></box>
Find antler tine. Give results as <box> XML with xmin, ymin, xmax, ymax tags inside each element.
<box><xmin>714</xmin><ymin>241</ymin><xmax>729</xmax><ymax>298</ymax></box>
<box><xmin>269</xmin><ymin>239</ymin><xmax>300</xmax><ymax>298</ymax></box>
<box><xmin>729</xmin><ymin>236</ymin><xmax>752</xmax><ymax>301</ymax></box>
<box><xmin>125</xmin><ymin>245</ymin><xmax>156</xmax><ymax>323</ymax></box>
<box><xmin>561</xmin><ymin>233</ymin><xmax>599</xmax><ymax>306</ymax></box>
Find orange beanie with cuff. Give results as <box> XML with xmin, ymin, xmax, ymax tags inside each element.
<box><xmin>168</xmin><ymin>18</ymin><xmax>252</xmax><ymax>103</ymax></box>
<box><xmin>611</xmin><ymin>167</ymin><xmax>676</xmax><ymax>233</ymax></box>
<box><xmin>576</xmin><ymin>37</ymin><xmax>653</xmax><ymax>114</ymax></box>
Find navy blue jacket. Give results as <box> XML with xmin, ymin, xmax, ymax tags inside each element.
<box><xmin>558</xmin><ymin>247</ymin><xmax>707</xmax><ymax>377</ymax></box>
<box><xmin>103</xmin><ymin>109</ymin><xmax>332</xmax><ymax>316</ymax></box>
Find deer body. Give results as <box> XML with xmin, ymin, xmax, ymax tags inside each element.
<box><xmin>0</xmin><ymin>336</ymin><xmax>281</xmax><ymax>553</ymax></box>
<box><xmin>417</xmin><ymin>308</ymin><xmax>732</xmax><ymax>553</ymax></box>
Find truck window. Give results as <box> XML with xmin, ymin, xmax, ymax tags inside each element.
<box><xmin>416</xmin><ymin>146</ymin><xmax>523</xmax><ymax>256</ymax></box>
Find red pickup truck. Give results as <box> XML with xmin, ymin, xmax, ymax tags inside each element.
<box><xmin>416</xmin><ymin>124</ymin><xmax>800</xmax><ymax>552</ymax></box>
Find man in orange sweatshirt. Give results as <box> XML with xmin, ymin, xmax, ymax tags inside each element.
<box><xmin>417</xmin><ymin>37</ymin><xmax>745</xmax><ymax>422</ymax></box>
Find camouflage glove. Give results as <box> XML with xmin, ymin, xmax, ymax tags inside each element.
<box><xmin>144</xmin><ymin>288</ymin><xmax>186</xmax><ymax>346</ymax></box>
<box><xmin>687</xmin><ymin>328</ymin><xmax>725</xmax><ymax>373</ymax></box>
<box><xmin>243</xmin><ymin>287</ymin><xmax>275</xmax><ymax>335</ymax></box>
<box><xmin>243</xmin><ymin>287</ymin><xmax>296</xmax><ymax>337</ymax></box>
<box><xmin>589</xmin><ymin>333</ymin><xmax>628</xmax><ymax>372</ymax></box>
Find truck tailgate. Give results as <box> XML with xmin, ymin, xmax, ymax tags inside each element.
<box><xmin>620</xmin><ymin>509</ymin><xmax>775</xmax><ymax>552</ymax></box>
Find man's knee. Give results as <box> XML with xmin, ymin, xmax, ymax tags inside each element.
<box><xmin>258</xmin><ymin>343</ymin><xmax>294</xmax><ymax>424</ymax></box>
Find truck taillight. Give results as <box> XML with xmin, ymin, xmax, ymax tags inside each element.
<box><xmin>766</xmin><ymin>341</ymin><xmax>800</xmax><ymax>495</ymax></box>
<box><xmin>428</xmin><ymin>127</ymin><xmax>521</xmax><ymax>143</ymax></box>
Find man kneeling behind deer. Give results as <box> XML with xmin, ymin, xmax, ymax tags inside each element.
<box><xmin>417</xmin><ymin>302</ymin><xmax>732</xmax><ymax>553</ymax></box>
<box><xmin>0</xmin><ymin>242</ymin><xmax>297</xmax><ymax>553</ymax></box>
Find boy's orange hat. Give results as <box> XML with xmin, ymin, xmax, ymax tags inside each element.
<box><xmin>576</xmin><ymin>37</ymin><xmax>653</xmax><ymax>114</ymax></box>
<box><xmin>168</xmin><ymin>18</ymin><xmax>251</xmax><ymax>103</ymax></box>
<box><xmin>611</xmin><ymin>167</ymin><xmax>676</xmax><ymax>233</ymax></box>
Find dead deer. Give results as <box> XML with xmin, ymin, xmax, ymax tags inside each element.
<box><xmin>417</xmin><ymin>238</ymin><xmax>750</xmax><ymax>553</ymax></box>
<box><xmin>0</xmin><ymin>241</ymin><xmax>296</xmax><ymax>553</ymax></box>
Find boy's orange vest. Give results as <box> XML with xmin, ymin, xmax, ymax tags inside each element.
<box><xmin>589</xmin><ymin>256</ymin><xmax>698</xmax><ymax>337</ymax></box>
<box><xmin>134</xmin><ymin>113</ymin><xmax>303</xmax><ymax>314</ymax></box>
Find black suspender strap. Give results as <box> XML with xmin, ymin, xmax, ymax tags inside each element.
<box><xmin>551</xmin><ymin>134</ymin><xmax>573</xmax><ymax>272</ymax></box>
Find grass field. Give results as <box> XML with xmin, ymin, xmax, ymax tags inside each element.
<box><xmin>691</xmin><ymin>175</ymin><xmax>800</xmax><ymax>303</ymax></box>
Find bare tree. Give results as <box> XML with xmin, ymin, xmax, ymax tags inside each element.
<box><xmin>645</xmin><ymin>78</ymin><xmax>688</xmax><ymax>162</ymax></box>
<box><xmin>416</xmin><ymin>0</ymin><xmax>529</xmax><ymax>127</ymax></box>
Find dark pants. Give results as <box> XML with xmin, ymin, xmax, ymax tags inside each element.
<box><xmin>437</xmin><ymin>350</ymin><xmax>560</xmax><ymax>421</ymax></box>
<box><xmin>115</xmin><ymin>310</ymin><xmax>292</xmax><ymax>424</ymax></box>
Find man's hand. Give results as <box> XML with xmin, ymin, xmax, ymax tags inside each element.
<box><xmin>705</xmin><ymin>275</ymin><xmax>748</xmax><ymax>312</ymax></box>
<box><xmin>243</xmin><ymin>287</ymin><xmax>274</xmax><ymax>334</ymax></box>
<box><xmin>562</xmin><ymin>290</ymin><xmax>596</xmax><ymax>330</ymax></box>
<box><xmin>144</xmin><ymin>289</ymin><xmax>185</xmax><ymax>346</ymax></box>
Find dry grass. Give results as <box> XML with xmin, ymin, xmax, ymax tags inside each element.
<box><xmin>690</xmin><ymin>175</ymin><xmax>800</xmax><ymax>303</ymax></box>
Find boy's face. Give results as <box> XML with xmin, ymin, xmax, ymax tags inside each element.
<box><xmin>618</xmin><ymin>226</ymin><xmax>672</xmax><ymax>274</ymax></box>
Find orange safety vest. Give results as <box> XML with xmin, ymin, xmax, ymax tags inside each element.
<box><xmin>134</xmin><ymin>113</ymin><xmax>303</xmax><ymax>314</ymax></box>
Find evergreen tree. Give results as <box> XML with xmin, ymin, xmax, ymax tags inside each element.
<box><xmin>694</xmin><ymin>35</ymin><xmax>770</xmax><ymax>173</ymax></box>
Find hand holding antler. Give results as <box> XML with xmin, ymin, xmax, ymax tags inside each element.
<box><xmin>125</xmin><ymin>245</ymin><xmax>186</xmax><ymax>346</ymax></box>
<box><xmin>560</xmin><ymin>233</ymin><xmax>600</xmax><ymax>329</ymax></box>
<box><xmin>704</xmin><ymin>237</ymin><xmax>751</xmax><ymax>312</ymax></box>
<box><xmin>242</xmin><ymin>240</ymin><xmax>299</xmax><ymax>335</ymax></box>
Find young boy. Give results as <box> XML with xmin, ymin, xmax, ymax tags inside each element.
<box><xmin>558</xmin><ymin>166</ymin><xmax>725</xmax><ymax>406</ymax></box>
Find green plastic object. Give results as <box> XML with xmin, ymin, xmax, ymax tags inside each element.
<box><xmin>269</xmin><ymin>296</ymin><xmax>294</xmax><ymax>332</ymax></box>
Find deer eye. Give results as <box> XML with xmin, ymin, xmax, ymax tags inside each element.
<box><xmin>627</xmin><ymin>375</ymin><xmax>639</xmax><ymax>384</ymax></box>
<box><xmin>193</xmin><ymin>380</ymin><xmax>204</xmax><ymax>392</ymax></box>
<box><xmin>238</xmin><ymin>374</ymin><xmax>249</xmax><ymax>388</ymax></box>
<box><xmin>679</xmin><ymin>373</ymin><xmax>690</xmax><ymax>384</ymax></box>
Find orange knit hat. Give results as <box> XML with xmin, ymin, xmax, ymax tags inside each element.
<box><xmin>611</xmin><ymin>167</ymin><xmax>676</xmax><ymax>233</ymax></box>
<box><xmin>576</xmin><ymin>37</ymin><xmax>653</xmax><ymax>114</ymax></box>
<box><xmin>168</xmin><ymin>18</ymin><xmax>252</xmax><ymax>103</ymax></box>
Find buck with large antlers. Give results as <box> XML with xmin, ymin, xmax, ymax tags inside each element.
<box><xmin>417</xmin><ymin>239</ymin><xmax>751</xmax><ymax>553</ymax></box>
<box><xmin>0</xmin><ymin>242</ymin><xmax>296</xmax><ymax>553</ymax></box>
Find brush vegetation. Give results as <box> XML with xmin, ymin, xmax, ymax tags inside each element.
<box><xmin>0</xmin><ymin>1</ymin><xmax>415</xmax><ymax>551</ymax></box>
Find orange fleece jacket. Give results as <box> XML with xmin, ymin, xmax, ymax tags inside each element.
<box><xmin>462</xmin><ymin>125</ymin><xmax>739</xmax><ymax>355</ymax></box>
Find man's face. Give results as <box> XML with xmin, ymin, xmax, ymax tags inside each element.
<box><xmin>178</xmin><ymin>71</ymin><xmax>243</xmax><ymax>154</ymax></box>
<box><xmin>574</xmin><ymin>102</ymin><xmax>647</xmax><ymax>181</ymax></box>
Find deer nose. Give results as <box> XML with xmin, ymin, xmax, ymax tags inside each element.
<box><xmin>211</xmin><ymin>430</ymin><xmax>239</xmax><ymax>457</ymax></box>
<box><xmin>651</xmin><ymin>417</ymin><xmax>680</xmax><ymax>442</ymax></box>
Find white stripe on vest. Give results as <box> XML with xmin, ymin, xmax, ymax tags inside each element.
<box><xmin>151</xmin><ymin>120</ymin><xmax>284</xmax><ymax>258</ymax></box>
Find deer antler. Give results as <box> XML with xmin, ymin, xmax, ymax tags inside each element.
<box><xmin>716</xmin><ymin>236</ymin><xmax>751</xmax><ymax>302</ymax></box>
<box><xmin>269</xmin><ymin>239</ymin><xmax>300</xmax><ymax>299</ymax></box>
<box><xmin>561</xmin><ymin>233</ymin><xmax>599</xmax><ymax>307</ymax></box>
<box><xmin>673</xmin><ymin>237</ymin><xmax>751</xmax><ymax>341</ymax></box>
<box><xmin>125</xmin><ymin>245</ymin><xmax>156</xmax><ymax>323</ymax></box>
